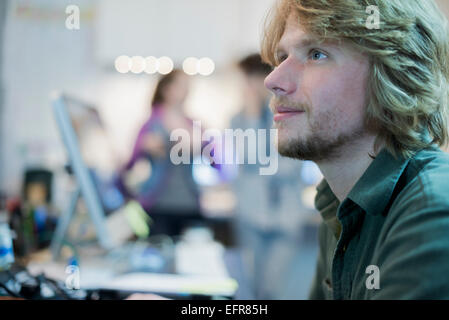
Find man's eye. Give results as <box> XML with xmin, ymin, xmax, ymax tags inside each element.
<box><xmin>309</xmin><ymin>49</ymin><xmax>328</xmax><ymax>61</ymax></box>
<box><xmin>277</xmin><ymin>54</ymin><xmax>288</xmax><ymax>64</ymax></box>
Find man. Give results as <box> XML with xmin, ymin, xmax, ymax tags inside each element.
<box><xmin>262</xmin><ymin>0</ymin><xmax>449</xmax><ymax>299</ymax></box>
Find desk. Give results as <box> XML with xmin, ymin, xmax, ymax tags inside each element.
<box><xmin>26</xmin><ymin>239</ymin><xmax>238</xmax><ymax>299</ymax></box>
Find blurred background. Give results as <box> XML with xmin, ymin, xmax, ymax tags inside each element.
<box><xmin>0</xmin><ymin>0</ymin><xmax>448</xmax><ymax>300</ymax></box>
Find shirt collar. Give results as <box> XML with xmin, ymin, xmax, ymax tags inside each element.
<box><xmin>315</xmin><ymin>147</ymin><xmax>411</xmax><ymax>219</ymax></box>
<box><xmin>315</xmin><ymin>179</ymin><xmax>342</xmax><ymax>238</ymax></box>
<box><xmin>347</xmin><ymin>148</ymin><xmax>411</xmax><ymax>216</ymax></box>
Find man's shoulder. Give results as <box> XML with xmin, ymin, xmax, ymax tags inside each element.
<box><xmin>373</xmin><ymin>149</ymin><xmax>449</xmax><ymax>267</ymax></box>
<box><xmin>389</xmin><ymin>148</ymin><xmax>449</xmax><ymax>218</ymax></box>
<box><xmin>405</xmin><ymin>148</ymin><xmax>449</xmax><ymax>202</ymax></box>
<box><xmin>410</xmin><ymin>147</ymin><xmax>449</xmax><ymax>175</ymax></box>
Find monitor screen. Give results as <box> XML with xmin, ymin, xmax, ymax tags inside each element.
<box><xmin>64</xmin><ymin>96</ymin><xmax>124</xmax><ymax>213</ymax></box>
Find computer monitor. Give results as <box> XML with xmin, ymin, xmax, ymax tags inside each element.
<box><xmin>50</xmin><ymin>93</ymin><xmax>116</xmax><ymax>258</ymax></box>
<box><xmin>62</xmin><ymin>94</ymin><xmax>124</xmax><ymax>212</ymax></box>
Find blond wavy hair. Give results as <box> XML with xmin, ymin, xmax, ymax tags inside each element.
<box><xmin>261</xmin><ymin>0</ymin><xmax>449</xmax><ymax>158</ymax></box>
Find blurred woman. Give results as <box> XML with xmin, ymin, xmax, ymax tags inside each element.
<box><xmin>118</xmin><ymin>70</ymin><xmax>202</xmax><ymax>237</ymax></box>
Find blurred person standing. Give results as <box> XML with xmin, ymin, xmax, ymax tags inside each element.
<box><xmin>117</xmin><ymin>70</ymin><xmax>202</xmax><ymax>237</ymax></box>
<box><xmin>230</xmin><ymin>54</ymin><xmax>317</xmax><ymax>299</ymax></box>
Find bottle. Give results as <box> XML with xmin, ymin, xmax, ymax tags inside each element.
<box><xmin>0</xmin><ymin>211</ymin><xmax>15</xmax><ymax>271</ymax></box>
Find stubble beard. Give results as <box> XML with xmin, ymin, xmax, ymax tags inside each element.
<box><xmin>275</xmin><ymin>110</ymin><xmax>367</xmax><ymax>162</ymax></box>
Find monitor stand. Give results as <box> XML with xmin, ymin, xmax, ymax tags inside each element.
<box><xmin>50</xmin><ymin>185</ymin><xmax>113</xmax><ymax>260</ymax></box>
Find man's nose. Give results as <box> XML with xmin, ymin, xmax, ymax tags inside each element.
<box><xmin>264</xmin><ymin>60</ymin><xmax>297</xmax><ymax>96</ymax></box>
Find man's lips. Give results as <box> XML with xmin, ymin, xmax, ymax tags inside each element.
<box><xmin>273</xmin><ymin>106</ymin><xmax>305</xmax><ymax>122</ymax></box>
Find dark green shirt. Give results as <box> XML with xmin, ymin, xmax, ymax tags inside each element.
<box><xmin>308</xmin><ymin>146</ymin><xmax>449</xmax><ymax>299</ymax></box>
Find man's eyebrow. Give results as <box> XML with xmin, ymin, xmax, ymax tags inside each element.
<box><xmin>293</xmin><ymin>37</ymin><xmax>323</xmax><ymax>49</ymax></box>
<box><xmin>276</xmin><ymin>36</ymin><xmax>324</xmax><ymax>56</ymax></box>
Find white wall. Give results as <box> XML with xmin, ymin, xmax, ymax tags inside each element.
<box><xmin>0</xmin><ymin>1</ymin><xmax>7</xmax><ymax>193</ymax></box>
<box><xmin>95</xmin><ymin>0</ymin><xmax>274</xmax><ymax>67</ymax></box>
<box><xmin>1</xmin><ymin>0</ymin><xmax>100</xmax><ymax>196</ymax></box>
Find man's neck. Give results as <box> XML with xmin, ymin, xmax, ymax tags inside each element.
<box><xmin>316</xmin><ymin>135</ymin><xmax>380</xmax><ymax>202</ymax></box>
